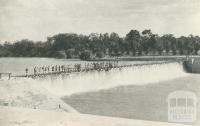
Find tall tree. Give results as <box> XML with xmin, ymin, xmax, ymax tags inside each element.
<box><xmin>125</xmin><ymin>30</ymin><xmax>141</xmax><ymax>56</ymax></box>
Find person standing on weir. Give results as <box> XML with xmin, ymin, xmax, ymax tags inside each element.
<box><xmin>55</xmin><ymin>65</ymin><xmax>57</xmax><ymax>72</ymax></box>
<box><xmin>58</xmin><ymin>66</ymin><xmax>61</xmax><ymax>72</ymax></box>
<box><xmin>25</xmin><ymin>68</ymin><xmax>28</xmax><ymax>77</ymax></box>
<box><xmin>39</xmin><ymin>67</ymin><xmax>41</xmax><ymax>74</ymax></box>
<box><xmin>47</xmin><ymin>66</ymin><xmax>50</xmax><ymax>73</ymax></box>
<box><xmin>52</xmin><ymin>66</ymin><xmax>54</xmax><ymax>73</ymax></box>
<box><xmin>34</xmin><ymin>67</ymin><xmax>37</xmax><ymax>75</ymax></box>
<box><xmin>41</xmin><ymin>67</ymin><xmax>43</xmax><ymax>73</ymax></box>
<box><xmin>61</xmin><ymin>65</ymin><xmax>65</xmax><ymax>72</ymax></box>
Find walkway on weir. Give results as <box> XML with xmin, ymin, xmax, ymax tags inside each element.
<box><xmin>11</xmin><ymin>60</ymin><xmax>182</xmax><ymax>79</ymax></box>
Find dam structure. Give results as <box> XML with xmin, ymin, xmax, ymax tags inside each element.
<box><xmin>26</xmin><ymin>60</ymin><xmax>188</xmax><ymax>96</ymax></box>
<box><xmin>12</xmin><ymin>60</ymin><xmax>183</xmax><ymax>79</ymax></box>
<box><xmin>0</xmin><ymin>60</ymin><xmax>189</xmax><ymax>111</ymax></box>
<box><xmin>0</xmin><ymin>60</ymin><xmax>189</xmax><ymax>96</ymax></box>
<box><xmin>0</xmin><ymin>58</ymin><xmax>196</xmax><ymax>126</ymax></box>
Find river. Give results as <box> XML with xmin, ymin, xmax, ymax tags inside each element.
<box><xmin>0</xmin><ymin>57</ymin><xmax>199</xmax><ymax>125</ymax></box>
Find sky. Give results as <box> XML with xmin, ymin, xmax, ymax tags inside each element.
<box><xmin>0</xmin><ymin>0</ymin><xmax>200</xmax><ymax>42</ymax></box>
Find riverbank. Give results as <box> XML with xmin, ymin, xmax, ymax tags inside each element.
<box><xmin>0</xmin><ymin>106</ymin><xmax>190</xmax><ymax>126</ymax></box>
<box><xmin>0</xmin><ymin>55</ymin><xmax>197</xmax><ymax>61</ymax></box>
<box><xmin>1</xmin><ymin>55</ymin><xmax>199</xmax><ymax>62</ymax></box>
<box><xmin>88</xmin><ymin>55</ymin><xmax>192</xmax><ymax>61</ymax></box>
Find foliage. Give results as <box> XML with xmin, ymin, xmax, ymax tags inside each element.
<box><xmin>0</xmin><ymin>30</ymin><xmax>200</xmax><ymax>59</ymax></box>
<box><xmin>79</xmin><ymin>51</ymin><xmax>91</xmax><ymax>60</ymax></box>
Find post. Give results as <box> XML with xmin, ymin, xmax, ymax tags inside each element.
<box><xmin>8</xmin><ymin>73</ymin><xmax>11</xmax><ymax>80</ymax></box>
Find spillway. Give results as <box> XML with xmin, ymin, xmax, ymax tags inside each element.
<box><xmin>32</xmin><ymin>62</ymin><xmax>188</xmax><ymax>96</ymax></box>
<box><xmin>0</xmin><ymin>61</ymin><xmax>194</xmax><ymax>124</ymax></box>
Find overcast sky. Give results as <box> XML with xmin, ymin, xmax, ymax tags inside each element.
<box><xmin>0</xmin><ymin>0</ymin><xmax>200</xmax><ymax>42</ymax></box>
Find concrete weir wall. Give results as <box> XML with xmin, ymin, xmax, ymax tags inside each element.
<box><xmin>36</xmin><ymin>62</ymin><xmax>188</xmax><ymax>96</ymax></box>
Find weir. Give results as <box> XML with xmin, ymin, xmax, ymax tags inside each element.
<box><xmin>1</xmin><ymin>60</ymin><xmax>188</xmax><ymax>97</ymax></box>
<box><xmin>12</xmin><ymin>60</ymin><xmax>182</xmax><ymax>79</ymax></box>
<box><xmin>0</xmin><ymin>73</ymin><xmax>12</xmax><ymax>80</ymax></box>
<box><xmin>0</xmin><ymin>60</ymin><xmax>193</xmax><ymax>125</ymax></box>
<box><xmin>30</xmin><ymin>61</ymin><xmax>188</xmax><ymax>96</ymax></box>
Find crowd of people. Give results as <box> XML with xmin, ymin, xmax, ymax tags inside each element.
<box><xmin>25</xmin><ymin>61</ymin><xmax>119</xmax><ymax>76</ymax></box>
<box><xmin>33</xmin><ymin>65</ymin><xmax>68</xmax><ymax>75</ymax></box>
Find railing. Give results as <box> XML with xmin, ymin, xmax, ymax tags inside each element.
<box><xmin>0</xmin><ymin>73</ymin><xmax>12</xmax><ymax>80</ymax></box>
<box><xmin>11</xmin><ymin>60</ymin><xmax>182</xmax><ymax>79</ymax></box>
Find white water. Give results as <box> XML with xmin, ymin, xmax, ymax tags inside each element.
<box><xmin>0</xmin><ymin>77</ymin><xmax>79</xmax><ymax>112</ymax></box>
<box><xmin>0</xmin><ymin>61</ymin><xmax>189</xmax><ymax>114</ymax></box>
<box><xmin>0</xmin><ymin>57</ymin><xmax>163</xmax><ymax>75</ymax></box>
<box><xmin>0</xmin><ymin>59</ymin><xmax>197</xmax><ymax>126</ymax></box>
<box><xmin>32</xmin><ymin>62</ymin><xmax>189</xmax><ymax>96</ymax></box>
<box><xmin>0</xmin><ymin>58</ymin><xmax>188</xmax><ymax>111</ymax></box>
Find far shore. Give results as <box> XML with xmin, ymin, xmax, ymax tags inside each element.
<box><xmin>0</xmin><ymin>55</ymin><xmax>200</xmax><ymax>61</ymax></box>
<box><xmin>88</xmin><ymin>55</ymin><xmax>195</xmax><ymax>61</ymax></box>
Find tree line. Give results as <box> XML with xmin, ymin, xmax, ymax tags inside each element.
<box><xmin>0</xmin><ymin>29</ymin><xmax>200</xmax><ymax>60</ymax></box>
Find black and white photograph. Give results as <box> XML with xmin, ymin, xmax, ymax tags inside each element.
<box><xmin>0</xmin><ymin>0</ymin><xmax>200</xmax><ymax>126</ymax></box>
